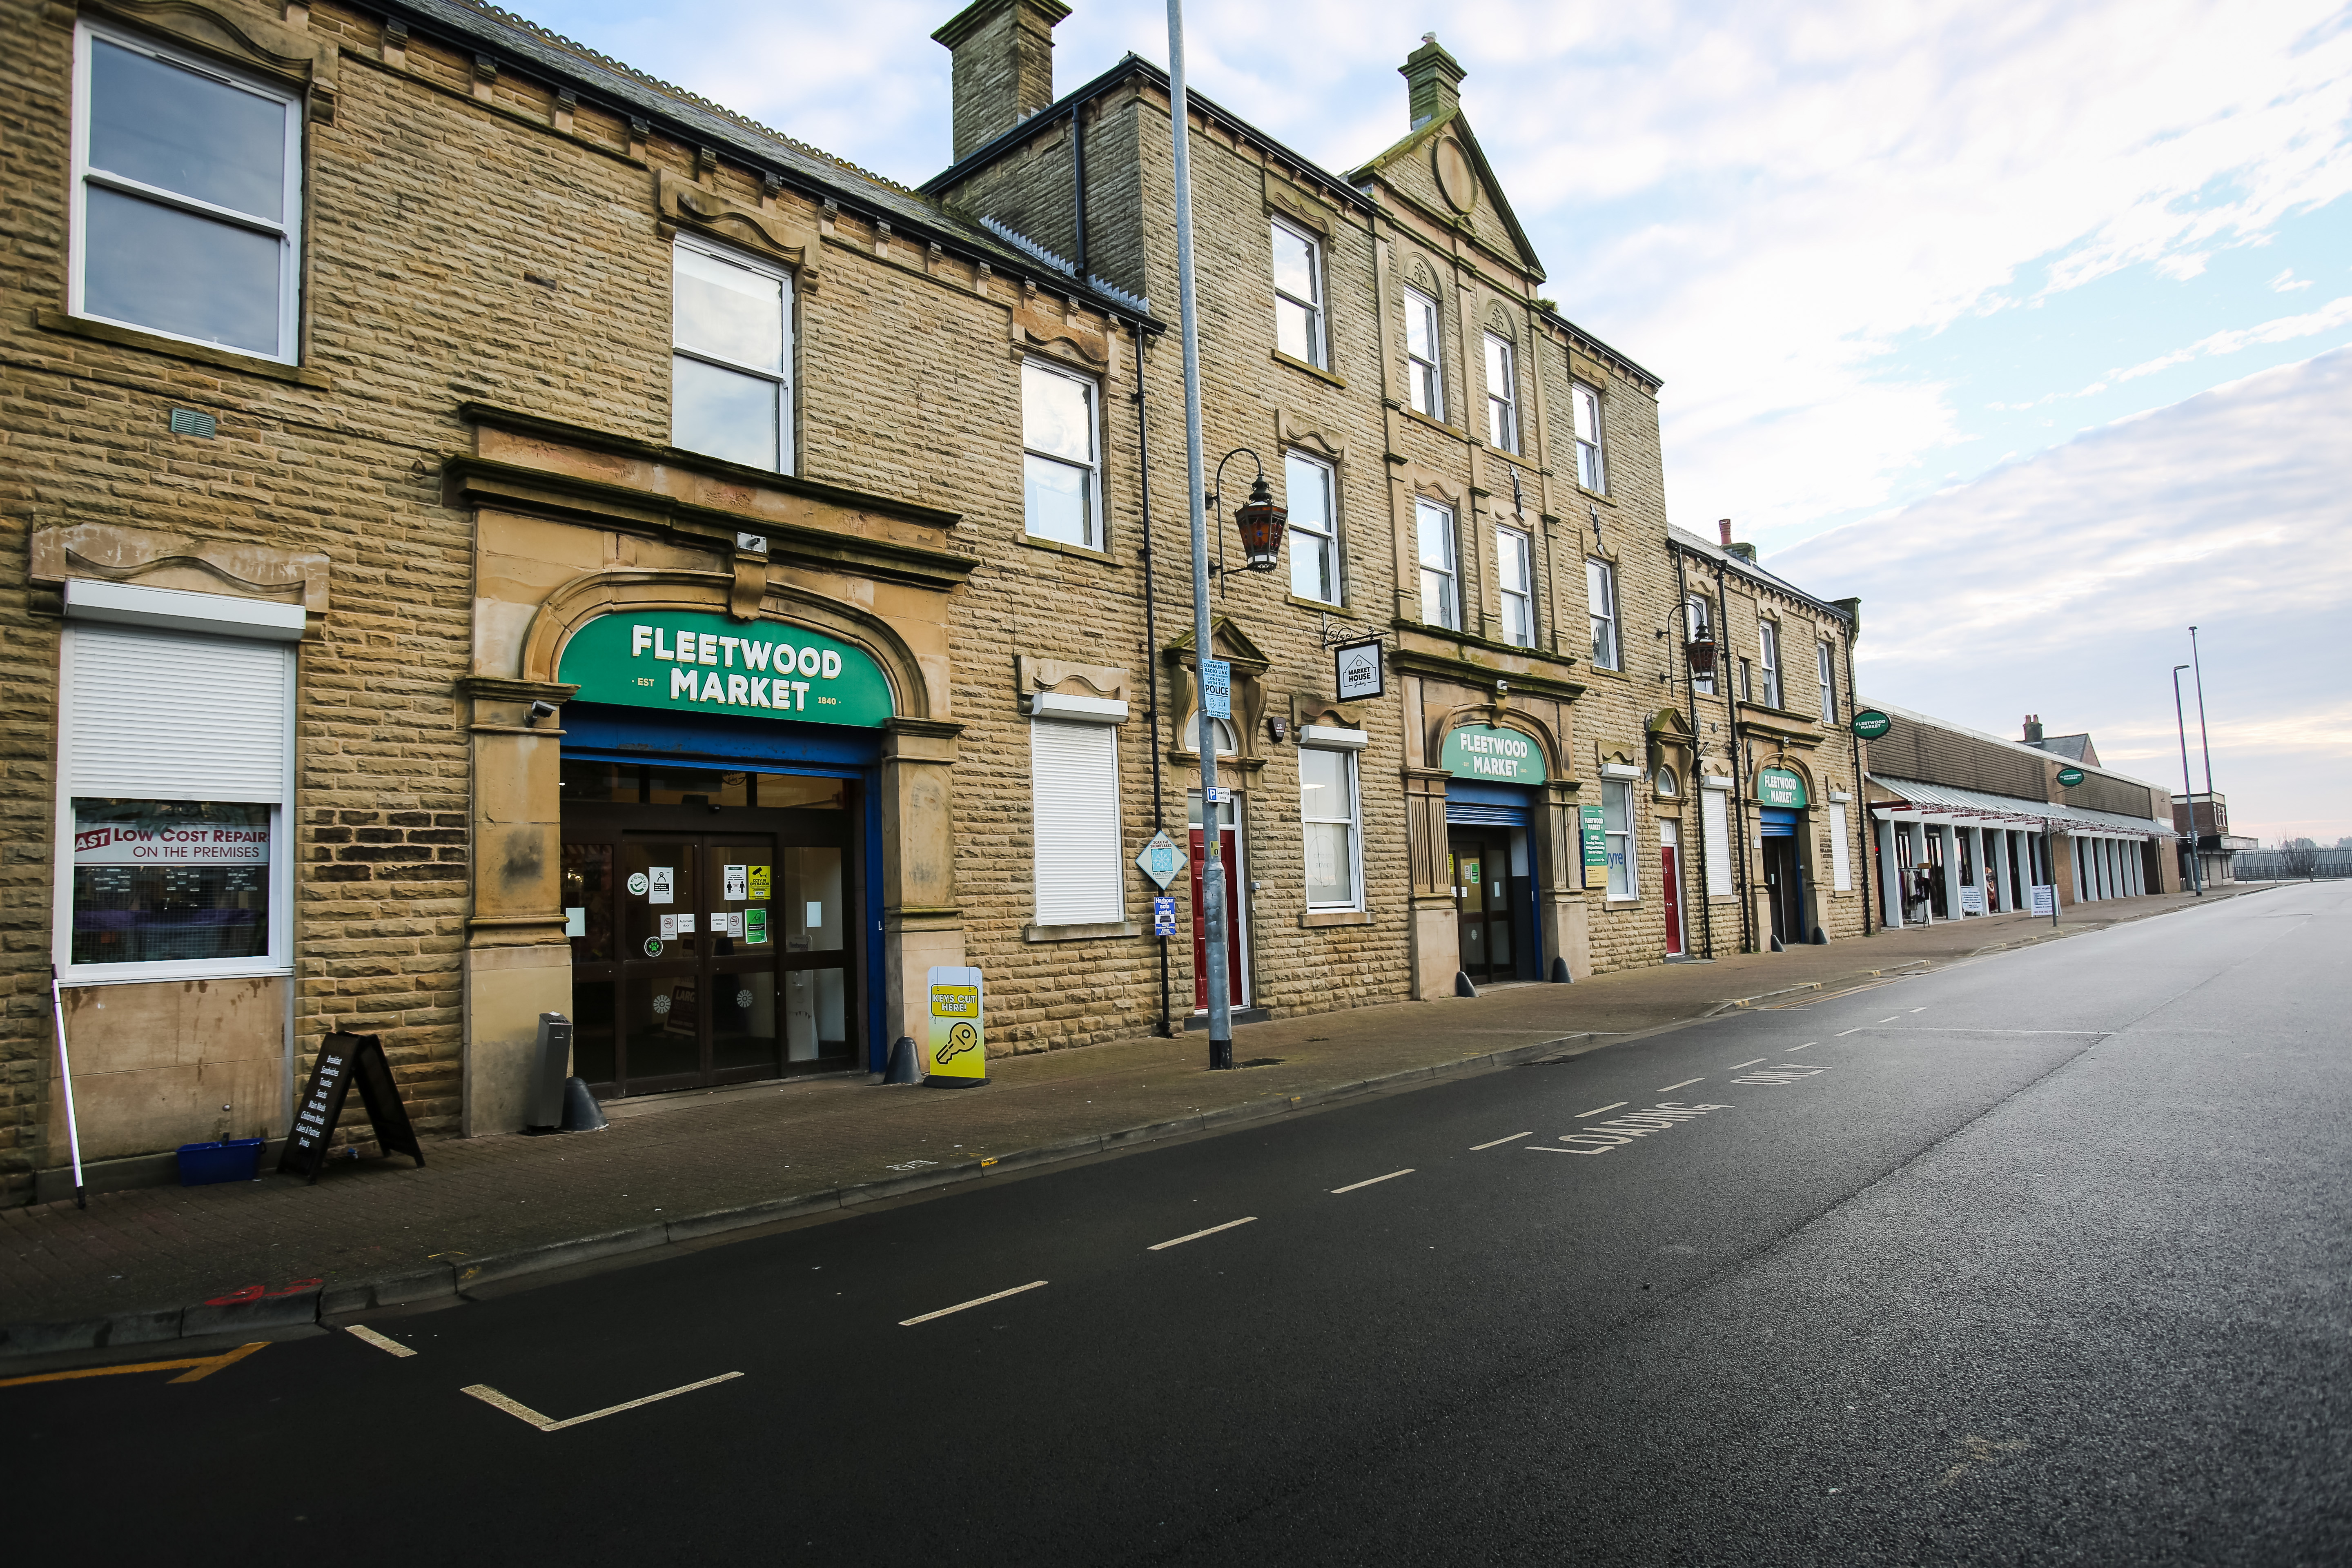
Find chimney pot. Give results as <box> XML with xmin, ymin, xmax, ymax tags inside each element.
<box><xmin>1717</xmin><ymin>518</ymin><xmax>1733</xmax><ymax>547</ymax></box>
<box><xmin>1401</xmin><ymin>33</ymin><xmax>1466</xmax><ymax>129</ymax></box>
<box><xmin>934</xmin><ymin>0</ymin><xmax>1070</xmax><ymax>163</ymax></box>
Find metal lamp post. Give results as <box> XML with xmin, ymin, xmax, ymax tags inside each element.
<box><xmin>2188</xmin><ymin>625</ymin><xmax>2218</xmax><ymax>852</ymax></box>
<box><xmin>2173</xmin><ymin>664</ymin><xmax>2202</xmax><ymax>897</ymax></box>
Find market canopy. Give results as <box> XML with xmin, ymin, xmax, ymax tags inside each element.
<box><xmin>1866</xmin><ymin>775</ymin><xmax>2174</xmax><ymax>840</ymax></box>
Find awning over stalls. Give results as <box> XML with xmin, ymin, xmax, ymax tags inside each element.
<box><xmin>1866</xmin><ymin>775</ymin><xmax>2175</xmax><ymax>840</ymax></box>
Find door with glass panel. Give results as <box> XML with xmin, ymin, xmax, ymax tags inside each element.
<box><xmin>560</xmin><ymin>762</ymin><xmax>855</xmax><ymax>1097</ymax></box>
<box><xmin>1448</xmin><ymin>830</ymin><xmax>1515</xmax><ymax>984</ymax></box>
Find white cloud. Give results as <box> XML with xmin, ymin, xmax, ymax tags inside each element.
<box><xmin>2270</xmin><ymin>267</ymin><xmax>2315</xmax><ymax>291</ymax></box>
<box><xmin>1774</xmin><ymin>346</ymin><xmax>2352</xmax><ymax>844</ymax></box>
<box><xmin>2109</xmin><ymin>293</ymin><xmax>2352</xmax><ymax>380</ymax></box>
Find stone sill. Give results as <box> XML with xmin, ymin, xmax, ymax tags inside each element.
<box><xmin>1022</xmin><ymin>920</ymin><xmax>1142</xmax><ymax>942</ymax></box>
<box><xmin>35</xmin><ymin>310</ymin><xmax>332</xmax><ymax>388</ymax></box>
<box><xmin>1299</xmin><ymin>909</ymin><xmax>1373</xmax><ymax>928</ymax></box>
<box><xmin>1271</xmin><ymin>349</ymin><xmax>1346</xmax><ymax>390</ymax></box>
<box><xmin>1017</xmin><ymin>533</ymin><xmax>1123</xmax><ymax>568</ymax></box>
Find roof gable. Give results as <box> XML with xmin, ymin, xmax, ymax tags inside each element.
<box><xmin>1348</xmin><ymin>110</ymin><xmax>1543</xmax><ymax>280</ymax></box>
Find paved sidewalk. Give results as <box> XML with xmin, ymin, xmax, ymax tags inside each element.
<box><xmin>0</xmin><ymin>883</ymin><xmax>2270</xmax><ymax>1352</ymax></box>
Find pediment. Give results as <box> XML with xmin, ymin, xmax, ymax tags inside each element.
<box><xmin>1348</xmin><ymin>111</ymin><xmax>1543</xmax><ymax>279</ymax></box>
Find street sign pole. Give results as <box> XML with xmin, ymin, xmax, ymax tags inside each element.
<box><xmin>1165</xmin><ymin>0</ymin><xmax>1232</xmax><ymax>1069</ymax></box>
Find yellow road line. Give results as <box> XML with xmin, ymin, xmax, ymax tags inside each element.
<box><xmin>0</xmin><ymin>1341</ymin><xmax>267</xmax><ymax>1390</ymax></box>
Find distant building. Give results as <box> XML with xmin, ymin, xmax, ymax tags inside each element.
<box><xmin>2021</xmin><ymin>715</ymin><xmax>2101</xmax><ymax>768</ymax></box>
<box><xmin>2172</xmin><ymin>794</ymin><xmax>2252</xmax><ymax>885</ymax></box>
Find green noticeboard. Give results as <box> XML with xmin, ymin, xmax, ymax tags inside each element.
<box><xmin>556</xmin><ymin>611</ymin><xmax>893</xmax><ymax>728</ymax></box>
<box><xmin>1758</xmin><ymin>766</ymin><xmax>1809</xmax><ymax>808</ymax></box>
<box><xmin>2057</xmin><ymin>766</ymin><xmax>2086</xmax><ymax>787</ymax></box>
<box><xmin>1851</xmin><ymin>709</ymin><xmax>1892</xmax><ymax>740</ymax></box>
<box><xmin>1442</xmin><ymin>724</ymin><xmax>1546</xmax><ymax>784</ymax></box>
<box><xmin>1579</xmin><ymin>804</ymin><xmax>1607</xmax><ymax>873</ymax></box>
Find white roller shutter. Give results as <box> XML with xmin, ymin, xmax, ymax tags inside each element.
<box><xmin>66</xmin><ymin>624</ymin><xmax>292</xmax><ymax>802</ymax></box>
<box><xmin>1830</xmin><ymin>802</ymin><xmax>1853</xmax><ymax>891</ymax></box>
<box><xmin>1702</xmin><ymin>787</ymin><xmax>1734</xmax><ymax>896</ymax></box>
<box><xmin>1031</xmin><ymin>719</ymin><xmax>1123</xmax><ymax>925</ymax></box>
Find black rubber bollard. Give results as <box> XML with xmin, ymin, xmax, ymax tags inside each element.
<box><xmin>883</xmin><ymin>1035</ymin><xmax>924</xmax><ymax>1085</ymax></box>
<box><xmin>559</xmin><ymin>1076</ymin><xmax>608</xmax><ymax>1132</ymax></box>
<box><xmin>1811</xmin><ymin>925</ymin><xmax>1828</xmax><ymax>945</ymax></box>
<box><xmin>1455</xmin><ymin>971</ymin><xmax>1478</xmax><ymax>998</ymax></box>
<box><xmin>1550</xmin><ymin>956</ymin><xmax>1572</xmax><ymax>983</ymax></box>
<box><xmin>1769</xmin><ymin>933</ymin><xmax>1785</xmax><ymax>953</ymax></box>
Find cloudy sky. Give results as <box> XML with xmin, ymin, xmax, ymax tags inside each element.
<box><xmin>527</xmin><ymin>0</ymin><xmax>2351</xmax><ymax>843</ymax></box>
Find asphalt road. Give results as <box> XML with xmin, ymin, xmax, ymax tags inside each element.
<box><xmin>13</xmin><ymin>883</ymin><xmax>2348</xmax><ymax>1566</ymax></box>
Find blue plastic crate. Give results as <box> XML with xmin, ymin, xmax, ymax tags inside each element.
<box><xmin>177</xmin><ymin>1138</ymin><xmax>265</xmax><ymax>1186</ymax></box>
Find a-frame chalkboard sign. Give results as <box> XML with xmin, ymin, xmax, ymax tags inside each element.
<box><xmin>278</xmin><ymin>1032</ymin><xmax>425</xmax><ymax>1183</ymax></box>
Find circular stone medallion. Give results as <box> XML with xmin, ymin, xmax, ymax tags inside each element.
<box><xmin>1433</xmin><ymin>137</ymin><xmax>1477</xmax><ymax>214</ymax></box>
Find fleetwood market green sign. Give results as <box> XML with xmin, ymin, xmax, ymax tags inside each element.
<box><xmin>557</xmin><ymin>611</ymin><xmax>893</xmax><ymax>727</ymax></box>
<box><xmin>1851</xmin><ymin>709</ymin><xmax>1892</xmax><ymax>740</ymax></box>
<box><xmin>1758</xmin><ymin>767</ymin><xmax>1810</xmax><ymax>809</ymax></box>
<box><xmin>1441</xmin><ymin>724</ymin><xmax>1546</xmax><ymax>784</ymax></box>
<box><xmin>2057</xmin><ymin>766</ymin><xmax>2086</xmax><ymax>787</ymax></box>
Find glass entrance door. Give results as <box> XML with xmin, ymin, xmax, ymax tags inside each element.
<box><xmin>1449</xmin><ymin>831</ymin><xmax>1516</xmax><ymax>983</ymax></box>
<box><xmin>561</xmin><ymin>763</ymin><xmax>856</xmax><ymax>1098</ymax></box>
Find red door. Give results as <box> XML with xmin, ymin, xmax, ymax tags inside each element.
<box><xmin>1661</xmin><ymin>844</ymin><xmax>1685</xmax><ymax>956</ymax></box>
<box><xmin>1189</xmin><ymin>826</ymin><xmax>1244</xmax><ymax>1010</ymax></box>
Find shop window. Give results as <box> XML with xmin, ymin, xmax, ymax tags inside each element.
<box><xmin>672</xmin><ymin>237</ymin><xmax>794</xmax><ymax>471</ymax></box>
<box><xmin>1030</xmin><ymin>719</ymin><xmax>1123</xmax><ymax>926</ymax></box>
<box><xmin>1417</xmin><ymin>500</ymin><xmax>1460</xmax><ymax>630</ymax></box>
<box><xmin>1760</xmin><ymin>621</ymin><xmax>1782</xmax><ymax>708</ymax></box>
<box><xmin>1484</xmin><ymin>333</ymin><xmax>1519</xmax><ymax>453</ymax></box>
<box><xmin>58</xmin><ymin>621</ymin><xmax>292</xmax><ymax>980</ymax></box>
<box><xmin>1023</xmin><ymin>359</ymin><xmax>1102</xmax><ymax>548</ymax></box>
<box><xmin>1286</xmin><ymin>450</ymin><xmax>1340</xmax><ymax>604</ymax></box>
<box><xmin>1271</xmin><ymin>218</ymin><xmax>1326</xmax><ymax>368</ymax></box>
<box><xmin>1686</xmin><ymin>594</ymin><xmax>1715</xmax><ymax>694</ymax></box>
<box><xmin>71</xmin><ymin>22</ymin><xmax>304</xmax><ymax>362</ymax></box>
<box><xmin>1497</xmin><ymin>527</ymin><xmax>1535</xmax><ymax>648</ymax></box>
<box><xmin>1587</xmin><ymin>559</ymin><xmax>1620</xmax><ymax>670</ymax></box>
<box><xmin>1299</xmin><ymin>746</ymin><xmax>1362</xmax><ymax>911</ymax></box>
<box><xmin>1603</xmin><ymin>778</ymin><xmax>1637</xmax><ymax>898</ymax></box>
<box><xmin>1570</xmin><ymin>383</ymin><xmax>1606</xmax><ymax>493</ymax></box>
<box><xmin>1818</xmin><ymin>641</ymin><xmax>1838</xmax><ymax>722</ymax></box>
<box><xmin>1404</xmin><ymin>285</ymin><xmax>1444</xmax><ymax>419</ymax></box>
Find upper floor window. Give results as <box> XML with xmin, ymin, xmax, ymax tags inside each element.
<box><xmin>72</xmin><ymin>24</ymin><xmax>303</xmax><ymax>363</ymax></box>
<box><xmin>1404</xmin><ymin>286</ymin><xmax>1444</xmax><ymax>419</ymax></box>
<box><xmin>1587</xmin><ymin>558</ymin><xmax>1620</xmax><ymax>671</ymax></box>
<box><xmin>672</xmin><ymin>238</ymin><xmax>793</xmax><ymax>472</ymax></box>
<box><xmin>1497</xmin><ymin>528</ymin><xmax>1534</xmax><ymax>648</ymax></box>
<box><xmin>1272</xmin><ymin>219</ymin><xmax>1326</xmax><ymax>369</ymax></box>
<box><xmin>1286</xmin><ymin>451</ymin><xmax>1340</xmax><ymax>604</ymax></box>
<box><xmin>1299</xmin><ymin>745</ymin><xmax>1363</xmax><ymax>912</ymax></box>
<box><xmin>1484</xmin><ymin>333</ymin><xmax>1519</xmax><ymax>453</ymax></box>
<box><xmin>1686</xmin><ymin>594</ymin><xmax>1715</xmax><ymax>695</ymax></box>
<box><xmin>1570</xmin><ymin>383</ymin><xmax>1605</xmax><ymax>493</ymax></box>
<box><xmin>1739</xmin><ymin>657</ymin><xmax>1754</xmax><ymax>702</ymax></box>
<box><xmin>1818</xmin><ymin>641</ymin><xmax>1838</xmax><ymax>722</ymax></box>
<box><xmin>1416</xmin><ymin>500</ymin><xmax>1460</xmax><ymax>631</ymax></box>
<box><xmin>1021</xmin><ymin>359</ymin><xmax>1101</xmax><ymax>548</ymax></box>
<box><xmin>1759</xmin><ymin>620</ymin><xmax>1782</xmax><ymax>708</ymax></box>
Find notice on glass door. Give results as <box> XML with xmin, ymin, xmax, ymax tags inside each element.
<box><xmin>659</xmin><ymin>914</ymin><xmax>677</xmax><ymax>940</ymax></box>
<box><xmin>748</xmin><ymin>865</ymin><xmax>771</xmax><ymax>899</ymax></box>
<box><xmin>723</xmin><ymin>864</ymin><xmax>748</xmax><ymax>901</ymax></box>
<box><xmin>647</xmin><ymin>866</ymin><xmax>675</xmax><ymax>905</ymax></box>
<box><xmin>745</xmin><ymin>908</ymin><xmax>768</xmax><ymax>944</ymax></box>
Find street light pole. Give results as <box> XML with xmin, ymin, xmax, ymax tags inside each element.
<box><xmin>2188</xmin><ymin>625</ymin><xmax>2218</xmax><ymax>849</ymax></box>
<box><xmin>2173</xmin><ymin>664</ymin><xmax>2202</xmax><ymax>897</ymax></box>
<box><xmin>1164</xmin><ymin>0</ymin><xmax>1233</xmax><ymax>1069</ymax></box>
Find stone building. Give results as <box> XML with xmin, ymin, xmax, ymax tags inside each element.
<box><xmin>2</xmin><ymin>0</ymin><xmax>1858</xmax><ymax>1203</ymax></box>
<box><xmin>1667</xmin><ymin>523</ymin><xmax>1867</xmax><ymax>955</ymax></box>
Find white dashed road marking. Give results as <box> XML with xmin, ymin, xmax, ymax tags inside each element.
<box><xmin>1658</xmin><ymin>1077</ymin><xmax>1706</xmax><ymax>1092</ymax></box>
<box><xmin>1330</xmin><ymin>1169</ymin><xmax>1415</xmax><ymax>1195</ymax></box>
<box><xmin>347</xmin><ymin>1325</ymin><xmax>415</xmax><ymax>1358</ymax></box>
<box><xmin>1148</xmin><ymin>1217</ymin><xmax>1256</xmax><ymax>1251</ymax></box>
<box><xmin>1575</xmin><ymin>1102</ymin><xmax>1628</xmax><ymax>1119</ymax></box>
<box><xmin>1730</xmin><ymin>1058</ymin><xmax>1768</xmax><ymax>1070</ymax></box>
<box><xmin>900</xmin><ymin>1280</ymin><xmax>1048</xmax><ymax>1326</ymax></box>
<box><xmin>1470</xmin><ymin>1131</ymin><xmax>1535</xmax><ymax>1150</ymax></box>
<box><xmin>1786</xmin><ymin>1043</ymin><xmax>1814</xmax><ymax>1052</ymax></box>
<box><xmin>1837</xmin><ymin>1028</ymin><xmax>1861</xmax><ymax>1036</ymax></box>
<box><xmin>463</xmin><ymin>1372</ymin><xmax>743</xmax><ymax>1432</ymax></box>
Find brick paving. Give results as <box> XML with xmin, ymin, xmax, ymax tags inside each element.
<box><xmin>0</xmin><ymin>886</ymin><xmax>2270</xmax><ymax>1334</ymax></box>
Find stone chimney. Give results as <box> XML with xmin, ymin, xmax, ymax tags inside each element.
<box><xmin>1401</xmin><ymin>33</ymin><xmax>1465</xmax><ymax>129</ymax></box>
<box><xmin>934</xmin><ymin>0</ymin><xmax>1069</xmax><ymax>163</ymax></box>
<box><xmin>2024</xmin><ymin>714</ymin><xmax>2044</xmax><ymax>744</ymax></box>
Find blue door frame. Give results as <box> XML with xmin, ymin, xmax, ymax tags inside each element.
<box><xmin>563</xmin><ymin>702</ymin><xmax>891</xmax><ymax>1071</ymax></box>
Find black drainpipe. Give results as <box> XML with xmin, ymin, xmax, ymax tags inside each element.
<box><xmin>1717</xmin><ymin>559</ymin><xmax>1753</xmax><ymax>953</ymax></box>
<box><xmin>1673</xmin><ymin>545</ymin><xmax>1712</xmax><ymax>960</ymax></box>
<box><xmin>1133</xmin><ymin>321</ymin><xmax>1170</xmax><ymax>1037</ymax></box>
